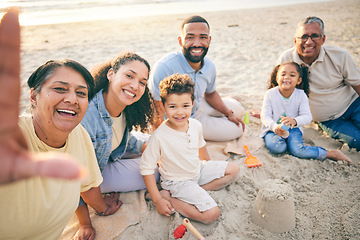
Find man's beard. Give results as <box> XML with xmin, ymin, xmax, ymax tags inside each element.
<box><xmin>182</xmin><ymin>46</ymin><xmax>208</xmax><ymax>63</ymax></box>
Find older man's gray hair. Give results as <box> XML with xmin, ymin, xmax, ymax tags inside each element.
<box><xmin>296</xmin><ymin>16</ymin><xmax>325</xmax><ymax>35</ymax></box>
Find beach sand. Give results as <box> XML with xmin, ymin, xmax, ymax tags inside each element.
<box><xmin>20</xmin><ymin>0</ymin><xmax>359</xmax><ymax>239</ymax></box>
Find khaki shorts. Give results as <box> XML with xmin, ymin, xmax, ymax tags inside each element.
<box><xmin>161</xmin><ymin>160</ymin><xmax>228</xmax><ymax>212</ymax></box>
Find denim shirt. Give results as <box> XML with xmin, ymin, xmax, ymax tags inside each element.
<box><xmin>81</xmin><ymin>90</ymin><xmax>145</xmax><ymax>173</ymax></box>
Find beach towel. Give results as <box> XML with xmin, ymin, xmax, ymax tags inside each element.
<box><xmin>60</xmin><ymin>190</ymin><xmax>147</xmax><ymax>240</ymax></box>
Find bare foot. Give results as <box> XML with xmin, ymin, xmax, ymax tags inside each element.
<box><xmin>144</xmin><ymin>190</ymin><xmax>151</xmax><ymax>200</ymax></box>
<box><xmin>145</xmin><ymin>189</ymin><xmax>171</xmax><ymax>201</ymax></box>
<box><xmin>326</xmin><ymin>149</ymin><xmax>352</xmax><ymax>165</ymax></box>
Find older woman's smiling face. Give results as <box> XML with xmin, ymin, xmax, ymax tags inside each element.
<box><xmin>31</xmin><ymin>67</ymin><xmax>89</xmax><ymax>145</ymax></box>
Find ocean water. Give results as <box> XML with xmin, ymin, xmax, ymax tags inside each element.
<box><xmin>1</xmin><ymin>0</ymin><xmax>331</xmax><ymax>26</ymax></box>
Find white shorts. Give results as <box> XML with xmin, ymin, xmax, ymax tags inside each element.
<box><xmin>161</xmin><ymin>160</ymin><xmax>228</xmax><ymax>212</ymax></box>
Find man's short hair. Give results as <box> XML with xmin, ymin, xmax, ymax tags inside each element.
<box><xmin>180</xmin><ymin>15</ymin><xmax>210</xmax><ymax>32</ymax></box>
<box><xmin>297</xmin><ymin>16</ymin><xmax>325</xmax><ymax>35</ymax></box>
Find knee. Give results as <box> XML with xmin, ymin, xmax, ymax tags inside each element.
<box><xmin>200</xmin><ymin>206</ymin><xmax>220</xmax><ymax>224</ymax></box>
<box><xmin>347</xmin><ymin>137</ymin><xmax>360</xmax><ymax>151</ymax></box>
<box><xmin>203</xmin><ymin>124</ymin><xmax>242</xmax><ymax>141</ymax></box>
<box><xmin>226</xmin><ymin>162</ymin><xmax>240</xmax><ymax>179</ymax></box>
<box><xmin>264</xmin><ymin>134</ymin><xmax>287</xmax><ymax>154</ymax></box>
<box><xmin>266</xmin><ymin>142</ymin><xmax>287</xmax><ymax>154</ymax></box>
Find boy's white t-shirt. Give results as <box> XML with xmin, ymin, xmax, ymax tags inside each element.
<box><xmin>0</xmin><ymin>114</ymin><xmax>103</xmax><ymax>240</ymax></box>
<box><xmin>140</xmin><ymin>118</ymin><xmax>206</xmax><ymax>182</ymax></box>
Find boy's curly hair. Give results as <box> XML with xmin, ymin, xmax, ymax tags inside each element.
<box><xmin>159</xmin><ymin>74</ymin><xmax>195</xmax><ymax>104</ymax></box>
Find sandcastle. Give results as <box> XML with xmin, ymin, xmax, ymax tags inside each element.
<box><xmin>251</xmin><ymin>179</ymin><xmax>295</xmax><ymax>233</ymax></box>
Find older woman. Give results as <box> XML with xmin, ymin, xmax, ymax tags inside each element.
<box><xmin>0</xmin><ymin>11</ymin><xmax>120</xmax><ymax>239</ymax></box>
<box><xmin>0</xmin><ymin>9</ymin><xmax>82</xmax><ymax>184</ymax></box>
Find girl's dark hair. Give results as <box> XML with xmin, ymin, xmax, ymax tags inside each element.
<box><xmin>91</xmin><ymin>52</ymin><xmax>154</xmax><ymax>132</ymax></box>
<box><xmin>27</xmin><ymin>59</ymin><xmax>95</xmax><ymax>100</ymax></box>
<box><xmin>159</xmin><ymin>73</ymin><xmax>195</xmax><ymax>105</ymax></box>
<box><xmin>268</xmin><ymin>62</ymin><xmax>310</xmax><ymax>96</ymax></box>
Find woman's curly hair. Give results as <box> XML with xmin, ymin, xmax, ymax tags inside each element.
<box><xmin>91</xmin><ymin>52</ymin><xmax>155</xmax><ymax>132</ymax></box>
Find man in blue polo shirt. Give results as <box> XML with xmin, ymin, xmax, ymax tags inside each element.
<box><xmin>149</xmin><ymin>15</ymin><xmax>245</xmax><ymax>141</ymax></box>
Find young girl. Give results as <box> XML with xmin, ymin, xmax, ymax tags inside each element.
<box><xmin>76</xmin><ymin>52</ymin><xmax>160</xmax><ymax>239</ymax></box>
<box><xmin>260</xmin><ymin>62</ymin><xmax>351</xmax><ymax>164</ymax></box>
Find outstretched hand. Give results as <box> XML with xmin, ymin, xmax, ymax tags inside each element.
<box><xmin>0</xmin><ymin>8</ymin><xmax>84</xmax><ymax>184</ymax></box>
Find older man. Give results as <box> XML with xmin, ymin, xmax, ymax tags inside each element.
<box><xmin>149</xmin><ymin>15</ymin><xmax>245</xmax><ymax>142</ymax></box>
<box><xmin>277</xmin><ymin>16</ymin><xmax>360</xmax><ymax>150</ymax></box>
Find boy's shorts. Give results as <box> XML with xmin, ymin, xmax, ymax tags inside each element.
<box><xmin>161</xmin><ymin>160</ymin><xmax>228</xmax><ymax>212</ymax></box>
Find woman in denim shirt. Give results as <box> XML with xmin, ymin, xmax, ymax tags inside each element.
<box><xmin>77</xmin><ymin>52</ymin><xmax>160</xmax><ymax>239</ymax></box>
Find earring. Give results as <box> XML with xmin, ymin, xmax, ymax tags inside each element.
<box><xmin>32</xmin><ymin>102</ymin><xmax>37</xmax><ymax>107</ymax></box>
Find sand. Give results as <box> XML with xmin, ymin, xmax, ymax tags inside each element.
<box><xmin>19</xmin><ymin>0</ymin><xmax>359</xmax><ymax>239</ymax></box>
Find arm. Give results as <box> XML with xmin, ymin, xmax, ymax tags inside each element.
<box><xmin>293</xmin><ymin>91</ymin><xmax>312</xmax><ymax>127</ymax></box>
<box><xmin>127</xmin><ymin>131</ymin><xmax>147</xmax><ymax>154</ymax></box>
<box><xmin>73</xmin><ymin>204</ymin><xmax>95</xmax><ymax>240</ymax></box>
<box><xmin>80</xmin><ymin>186</ymin><xmax>121</xmax><ymax>216</ymax></box>
<box><xmin>140</xmin><ymin>136</ymin><xmax>174</xmax><ymax>217</ymax></box>
<box><xmin>148</xmin><ymin>61</ymin><xmax>171</xmax><ymax>130</ymax></box>
<box><xmin>261</xmin><ymin>91</ymin><xmax>287</xmax><ymax>137</ymax></box>
<box><xmin>199</xmin><ymin>146</ymin><xmax>210</xmax><ymax>161</ymax></box>
<box><xmin>143</xmin><ymin>174</ymin><xmax>174</xmax><ymax>217</ymax></box>
<box><xmin>260</xmin><ymin>92</ymin><xmax>278</xmax><ymax>131</ymax></box>
<box><xmin>141</xmin><ymin>142</ymin><xmax>147</xmax><ymax>153</ymax></box>
<box><xmin>353</xmin><ymin>85</ymin><xmax>360</xmax><ymax>96</ymax></box>
<box><xmin>342</xmin><ymin>49</ymin><xmax>360</xmax><ymax>96</ymax></box>
<box><xmin>152</xmin><ymin>100</ymin><xmax>165</xmax><ymax>130</ymax></box>
<box><xmin>0</xmin><ymin>8</ymin><xmax>83</xmax><ymax>184</ymax></box>
<box><xmin>204</xmin><ymin>91</ymin><xmax>245</xmax><ymax>131</ymax></box>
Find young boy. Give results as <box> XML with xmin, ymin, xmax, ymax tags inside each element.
<box><xmin>140</xmin><ymin>73</ymin><xmax>240</xmax><ymax>224</ymax></box>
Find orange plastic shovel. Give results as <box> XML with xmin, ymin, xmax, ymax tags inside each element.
<box><xmin>243</xmin><ymin>145</ymin><xmax>262</xmax><ymax>168</ymax></box>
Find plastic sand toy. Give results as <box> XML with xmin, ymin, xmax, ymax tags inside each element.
<box><xmin>243</xmin><ymin>145</ymin><xmax>262</xmax><ymax>168</ymax></box>
<box><xmin>174</xmin><ymin>218</ymin><xmax>205</xmax><ymax>240</ymax></box>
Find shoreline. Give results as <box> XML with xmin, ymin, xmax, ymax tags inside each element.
<box><xmin>14</xmin><ymin>0</ymin><xmax>333</xmax><ymax>26</ymax></box>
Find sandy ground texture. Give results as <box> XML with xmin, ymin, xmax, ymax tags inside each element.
<box><xmin>20</xmin><ymin>0</ymin><xmax>359</xmax><ymax>239</ymax></box>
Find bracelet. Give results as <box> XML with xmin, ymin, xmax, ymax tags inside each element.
<box><xmin>225</xmin><ymin>109</ymin><xmax>233</xmax><ymax>117</ymax></box>
<box><xmin>95</xmin><ymin>206</ymin><xmax>110</xmax><ymax>216</ymax></box>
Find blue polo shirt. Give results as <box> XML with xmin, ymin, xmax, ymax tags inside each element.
<box><xmin>149</xmin><ymin>51</ymin><xmax>216</xmax><ymax>114</ymax></box>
